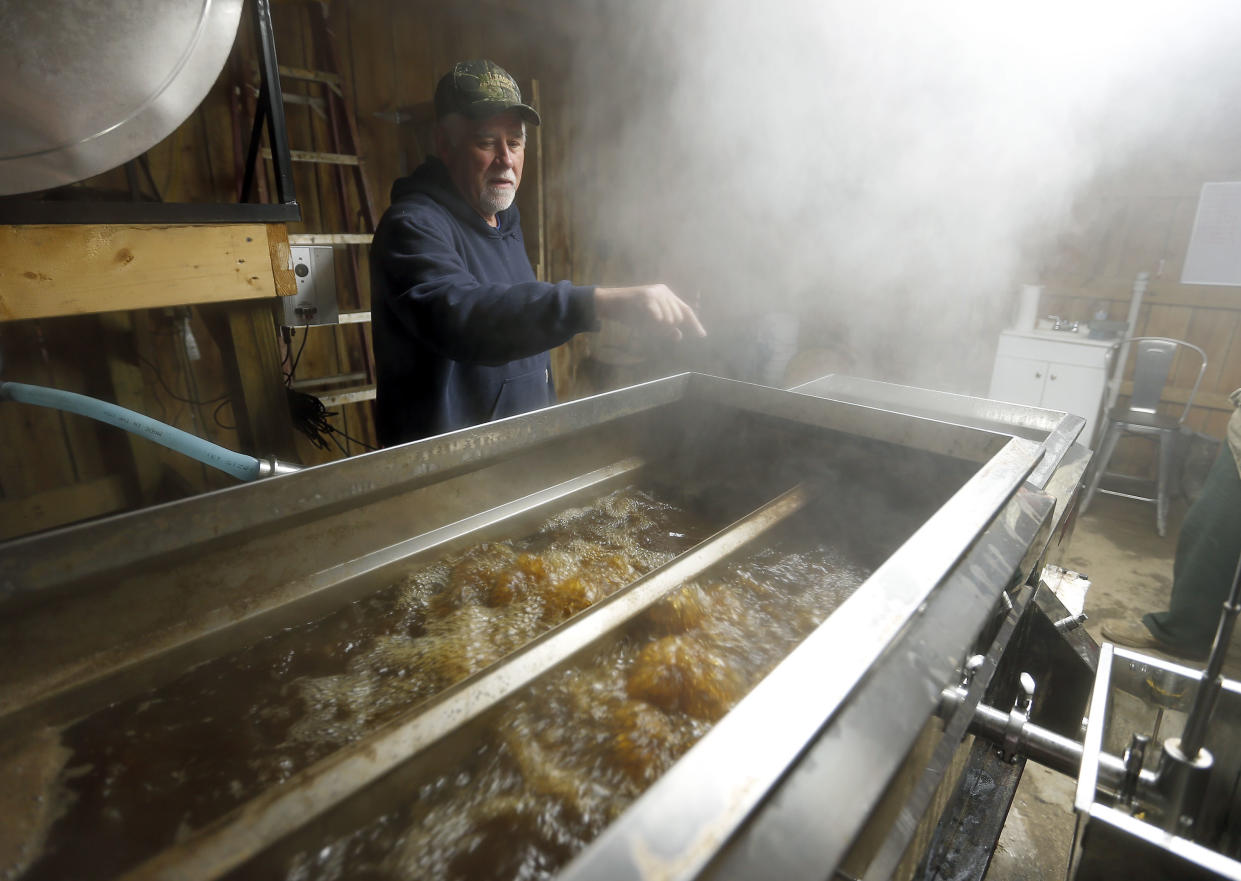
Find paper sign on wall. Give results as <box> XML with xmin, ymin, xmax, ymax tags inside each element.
<box><xmin>1181</xmin><ymin>182</ymin><xmax>1241</xmax><ymax>286</ymax></box>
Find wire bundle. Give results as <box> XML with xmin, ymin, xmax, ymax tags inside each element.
<box><xmin>287</xmin><ymin>387</ymin><xmax>347</xmax><ymax>453</ymax></box>
<box><xmin>283</xmin><ymin>326</ymin><xmax>375</xmax><ymax>455</ymax></box>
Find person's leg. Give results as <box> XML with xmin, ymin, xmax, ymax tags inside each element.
<box><xmin>1143</xmin><ymin>445</ymin><xmax>1241</xmax><ymax>654</ymax></box>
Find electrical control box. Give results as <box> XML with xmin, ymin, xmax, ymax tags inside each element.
<box><xmin>281</xmin><ymin>245</ymin><xmax>339</xmax><ymax>327</ymax></box>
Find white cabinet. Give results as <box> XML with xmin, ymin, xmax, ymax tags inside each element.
<box><xmin>988</xmin><ymin>330</ymin><xmax>1115</xmax><ymax>447</ymax></box>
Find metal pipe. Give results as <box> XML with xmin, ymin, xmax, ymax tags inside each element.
<box><xmin>240</xmin><ymin>88</ymin><xmax>267</xmax><ymax>203</ymax></box>
<box><xmin>1106</xmin><ymin>271</ymin><xmax>1148</xmax><ymax>411</ymax></box>
<box><xmin>255</xmin><ymin>457</ymin><xmax>303</xmax><ymax>478</ymax></box>
<box><xmin>119</xmin><ymin>485</ymin><xmax>809</xmax><ymax>881</ymax></box>
<box><xmin>939</xmin><ymin>685</ymin><xmax>1158</xmax><ymax>794</ymax></box>
<box><xmin>1155</xmin><ymin>736</ymin><xmax>1214</xmax><ymax>835</ymax></box>
<box><xmin>250</xmin><ymin>0</ymin><xmax>296</xmax><ymax>206</ymax></box>
<box><xmin>1180</xmin><ymin>551</ymin><xmax>1241</xmax><ymax>759</ymax></box>
<box><xmin>1144</xmin><ymin>550</ymin><xmax>1241</xmax><ymax>837</ymax></box>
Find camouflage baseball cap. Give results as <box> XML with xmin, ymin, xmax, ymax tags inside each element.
<box><xmin>434</xmin><ymin>59</ymin><xmax>541</xmax><ymax>126</ymax></box>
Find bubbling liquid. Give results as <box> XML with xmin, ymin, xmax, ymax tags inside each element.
<box><xmin>24</xmin><ymin>488</ymin><xmax>705</xmax><ymax>881</ymax></box>
<box><xmin>273</xmin><ymin>542</ymin><xmax>869</xmax><ymax>881</ymax></box>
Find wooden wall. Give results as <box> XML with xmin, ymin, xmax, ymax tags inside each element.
<box><xmin>3</xmin><ymin>0</ymin><xmax>1237</xmax><ymax>540</ymax></box>
<box><xmin>0</xmin><ymin>0</ymin><xmax>585</xmax><ymax>541</ymax></box>
<box><xmin>1037</xmin><ymin>162</ymin><xmax>1241</xmax><ymax>476</ymax></box>
<box><xmin>0</xmin><ymin>73</ymin><xmax>252</xmax><ymax>538</ymax></box>
<box><xmin>245</xmin><ymin>0</ymin><xmax>591</xmax><ymax>455</ymax></box>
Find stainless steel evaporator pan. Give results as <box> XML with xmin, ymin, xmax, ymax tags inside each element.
<box><xmin>0</xmin><ymin>373</ymin><xmax>1090</xmax><ymax>881</ymax></box>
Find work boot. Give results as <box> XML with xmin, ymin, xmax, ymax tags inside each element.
<box><xmin>1099</xmin><ymin>619</ymin><xmax>1206</xmax><ymax>661</ymax></box>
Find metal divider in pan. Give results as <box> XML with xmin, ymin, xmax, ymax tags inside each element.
<box><xmin>0</xmin><ymin>456</ymin><xmax>647</xmax><ymax>740</ymax></box>
<box><xmin>557</xmin><ymin>436</ymin><xmax>1044</xmax><ymax>881</ymax></box>
<box><xmin>117</xmin><ymin>484</ymin><xmax>811</xmax><ymax>881</ymax></box>
<box><xmin>265</xmin><ymin>454</ymin><xmax>653</xmax><ymax>625</ymax></box>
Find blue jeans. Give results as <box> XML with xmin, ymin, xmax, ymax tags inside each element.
<box><xmin>1144</xmin><ymin>446</ymin><xmax>1241</xmax><ymax>654</ymax></box>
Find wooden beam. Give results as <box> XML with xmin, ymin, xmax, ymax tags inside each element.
<box><xmin>287</xmin><ymin>233</ymin><xmax>373</xmax><ymax>245</ymax></box>
<box><xmin>260</xmin><ymin>148</ymin><xmax>360</xmax><ymax>165</ymax></box>
<box><xmin>0</xmin><ymin>474</ymin><xmax>128</xmax><ymax>541</ymax></box>
<box><xmin>0</xmin><ymin>223</ymin><xmax>296</xmax><ymax>321</ymax></box>
<box><xmin>267</xmin><ymin>223</ymin><xmax>296</xmax><ymax>297</ymax></box>
<box><xmin>1046</xmin><ymin>279</ymin><xmax>1241</xmax><ymax>311</ymax></box>
<box><xmin>317</xmin><ymin>384</ymin><xmax>375</xmax><ymax>407</ymax></box>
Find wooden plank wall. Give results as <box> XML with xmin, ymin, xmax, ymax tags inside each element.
<box><xmin>1039</xmin><ymin>172</ymin><xmax>1241</xmax><ymax>476</ymax></box>
<box><xmin>264</xmin><ymin>1</ymin><xmax>377</xmax><ymax>462</ymax></box>
<box><xmin>10</xmin><ymin>0</ymin><xmax>1230</xmax><ymax>539</ymax></box>
<box><xmin>0</xmin><ymin>66</ymin><xmax>249</xmax><ymax>538</ymax></box>
<box><xmin>291</xmin><ymin>0</ymin><xmax>580</xmax><ymax>429</ymax></box>
<box><xmin>0</xmin><ymin>0</ymin><xmax>581</xmax><ymax>541</ymax></box>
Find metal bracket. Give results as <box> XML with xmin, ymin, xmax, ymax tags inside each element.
<box><xmin>239</xmin><ymin>0</ymin><xmax>297</xmax><ymax>210</ymax></box>
<box><xmin>1002</xmin><ymin>672</ymin><xmax>1036</xmax><ymax>763</ymax></box>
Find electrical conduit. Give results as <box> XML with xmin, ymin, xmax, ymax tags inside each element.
<box><xmin>1</xmin><ymin>381</ymin><xmax>263</xmax><ymax>482</ymax></box>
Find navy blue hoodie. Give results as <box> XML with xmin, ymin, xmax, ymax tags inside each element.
<box><xmin>370</xmin><ymin>157</ymin><xmax>597</xmax><ymax>445</ymax></box>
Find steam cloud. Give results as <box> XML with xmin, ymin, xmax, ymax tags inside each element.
<box><xmin>568</xmin><ymin>0</ymin><xmax>1241</xmax><ymax>390</ymax></box>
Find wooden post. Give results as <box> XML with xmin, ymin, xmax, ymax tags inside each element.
<box><xmin>96</xmin><ymin>312</ymin><xmax>166</xmax><ymax>504</ymax></box>
<box><xmin>200</xmin><ymin>299</ymin><xmax>299</xmax><ymax>461</ymax></box>
<box><xmin>529</xmin><ymin>78</ymin><xmax>547</xmax><ymax>282</ymax></box>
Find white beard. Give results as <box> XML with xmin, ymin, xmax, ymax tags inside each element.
<box><xmin>479</xmin><ymin>184</ymin><xmax>516</xmax><ymax>217</ymax></box>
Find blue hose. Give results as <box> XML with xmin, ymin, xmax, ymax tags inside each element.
<box><xmin>1</xmin><ymin>381</ymin><xmax>263</xmax><ymax>482</ymax></box>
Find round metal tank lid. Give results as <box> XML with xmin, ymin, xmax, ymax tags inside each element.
<box><xmin>0</xmin><ymin>0</ymin><xmax>244</xmax><ymax>196</ymax></box>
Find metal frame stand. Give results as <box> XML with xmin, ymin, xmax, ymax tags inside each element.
<box><xmin>239</xmin><ymin>0</ymin><xmax>297</xmax><ymax>210</ymax></box>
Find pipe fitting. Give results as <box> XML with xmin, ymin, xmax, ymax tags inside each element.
<box><xmin>256</xmin><ymin>457</ymin><xmax>303</xmax><ymax>478</ymax></box>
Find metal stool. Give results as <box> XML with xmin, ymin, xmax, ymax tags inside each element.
<box><xmin>1080</xmin><ymin>337</ymin><xmax>1207</xmax><ymax>536</ymax></box>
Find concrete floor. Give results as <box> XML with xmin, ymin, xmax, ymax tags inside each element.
<box><xmin>983</xmin><ymin>492</ymin><xmax>1241</xmax><ymax>881</ymax></box>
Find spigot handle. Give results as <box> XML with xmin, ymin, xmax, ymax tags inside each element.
<box><xmin>1019</xmin><ymin>672</ymin><xmax>1035</xmax><ymax>707</ymax></box>
<box><xmin>962</xmin><ymin>654</ymin><xmax>985</xmax><ymax>685</ymax></box>
<box><xmin>1003</xmin><ymin>672</ymin><xmax>1037</xmax><ymax>763</ymax></box>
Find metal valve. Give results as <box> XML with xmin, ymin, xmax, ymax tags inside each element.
<box><xmin>1053</xmin><ymin>613</ymin><xmax>1087</xmax><ymax>633</ymax></box>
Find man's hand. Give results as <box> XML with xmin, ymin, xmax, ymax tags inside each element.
<box><xmin>594</xmin><ymin>284</ymin><xmax>707</xmax><ymax>341</ymax></box>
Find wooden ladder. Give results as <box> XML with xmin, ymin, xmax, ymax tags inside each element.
<box><xmin>233</xmin><ymin>1</ymin><xmax>380</xmax><ymax>451</ymax></box>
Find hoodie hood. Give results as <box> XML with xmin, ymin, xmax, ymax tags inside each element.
<box><xmin>389</xmin><ymin>156</ymin><xmax>520</xmax><ymax>236</ymax></box>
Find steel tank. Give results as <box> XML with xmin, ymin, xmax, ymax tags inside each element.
<box><xmin>0</xmin><ymin>0</ymin><xmax>243</xmax><ymax>195</ymax></box>
<box><xmin>0</xmin><ymin>373</ymin><xmax>1096</xmax><ymax>881</ymax></box>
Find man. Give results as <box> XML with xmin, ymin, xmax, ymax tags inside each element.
<box><xmin>370</xmin><ymin>59</ymin><xmax>704</xmax><ymax>446</ymax></box>
<box><xmin>1100</xmin><ymin>388</ymin><xmax>1241</xmax><ymax>660</ymax></box>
